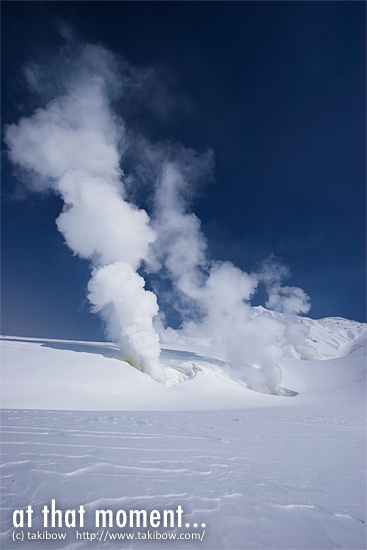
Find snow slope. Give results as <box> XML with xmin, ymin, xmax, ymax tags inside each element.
<box><xmin>1</xmin><ymin>315</ymin><xmax>366</xmax><ymax>549</ymax></box>
<box><xmin>1</xmin><ymin>313</ymin><xmax>365</xmax><ymax>410</ymax></box>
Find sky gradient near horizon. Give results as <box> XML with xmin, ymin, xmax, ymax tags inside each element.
<box><xmin>1</xmin><ymin>1</ymin><xmax>366</xmax><ymax>341</ymax></box>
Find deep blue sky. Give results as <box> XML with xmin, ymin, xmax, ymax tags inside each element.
<box><xmin>1</xmin><ymin>1</ymin><xmax>366</xmax><ymax>340</ymax></box>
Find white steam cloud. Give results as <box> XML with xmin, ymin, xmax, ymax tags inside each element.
<box><xmin>5</xmin><ymin>36</ymin><xmax>311</xmax><ymax>393</ymax></box>
<box><xmin>147</xmin><ymin>161</ymin><xmax>306</xmax><ymax>394</ymax></box>
<box><xmin>5</xmin><ymin>43</ymin><xmax>165</xmax><ymax>383</ymax></box>
<box><xmin>258</xmin><ymin>255</ymin><xmax>311</xmax><ymax>315</ymax></box>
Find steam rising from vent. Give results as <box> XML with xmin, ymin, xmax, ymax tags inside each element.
<box><xmin>5</xmin><ymin>35</ymin><xmax>311</xmax><ymax>393</ymax></box>
<box><xmin>147</xmin><ymin>162</ymin><xmax>303</xmax><ymax>394</ymax></box>
<box><xmin>87</xmin><ymin>263</ymin><xmax>163</xmax><ymax>383</ymax></box>
<box><xmin>5</xmin><ymin>44</ymin><xmax>165</xmax><ymax>383</ymax></box>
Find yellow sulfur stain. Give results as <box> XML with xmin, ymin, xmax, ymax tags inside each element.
<box><xmin>122</xmin><ymin>357</ymin><xmax>142</xmax><ymax>371</ymax></box>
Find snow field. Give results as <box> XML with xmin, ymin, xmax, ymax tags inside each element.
<box><xmin>1</xmin><ymin>401</ymin><xmax>365</xmax><ymax>549</ymax></box>
<box><xmin>0</xmin><ymin>325</ymin><xmax>366</xmax><ymax>549</ymax></box>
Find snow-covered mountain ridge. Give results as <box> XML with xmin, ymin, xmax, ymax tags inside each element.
<box><xmin>159</xmin><ymin>307</ymin><xmax>366</xmax><ymax>362</ymax></box>
<box><xmin>2</xmin><ymin>309</ymin><xmax>364</xmax><ymax>361</ymax></box>
<box><xmin>253</xmin><ymin>307</ymin><xmax>366</xmax><ymax>360</ymax></box>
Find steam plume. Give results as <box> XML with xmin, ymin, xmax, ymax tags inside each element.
<box><xmin>5</xmin><ymin>35</ymin><xmax>311</xmax><ymax>393</ymax></box>
<box><xmin>148</xmin><ymin>161</ymin><xmax>300</xmax><ymax>394</ymax></box>
<box><xmin>5</xmin><ymin>43</ymin><xmax>165</xmax><ymax>383</ymax></box>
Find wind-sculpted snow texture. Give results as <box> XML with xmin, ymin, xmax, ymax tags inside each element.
<box><xmin>1</xmin><ymin>403</ymin><xmax>365</xmax><ymax>550</ymax></box>
<box><xmin>1</xmin><ymin>316</ymin><xmax>366</xmax><ymax>549</ymax></box>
